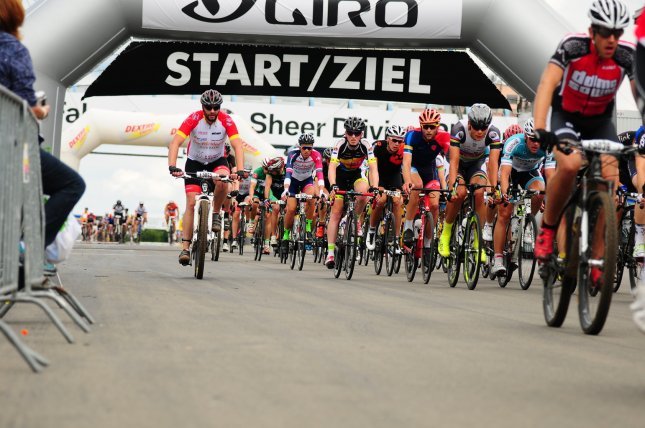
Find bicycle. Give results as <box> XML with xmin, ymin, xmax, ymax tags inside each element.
<box><xmin>133</xmin><ymin>217</ymin><xmax>144</xmax><ymax>244</ymax></box>
<box><xmin>210</xmin><ymin>206</ymin><xmax>226</xmax><ymax>262</ymax></box>
<box><xmin>404</xmin><ymin>187</ymin><xmax>449</xmax><ymax>283</ymax></box>
<box><xmin>113</xmin><ymin>213</ymin><xmax>125</xmax><ymax>244</ymax></box>
<box><xmin>312</xmin><ymin>198</ymin><xmax>329</xmax><ymax>264</ymax></box>
<box><xmin>495</xmin><ymin>187</ymin><xmax>544</xmax><ymax>290</ymax></box>
<box><xmin>614</xmin><ymin>187</ymin><xmax>643</xmax><ymax>293</ymax></box>
<box><xmin>357</xmin><ymin>203</ymin><xmax>372</xmax><ymax>266</ymax></box>
<box><xmin>235</xmin><ymin>201</ymin><xmax>249</xmax><ymax>256</ymax></box>
<box><xmin>446</xmin><ymin>183</ymin><xmax>493</xmax><ymax>290</ymax></box>
<box><xmin>179</xmin><ymin>171</ymin><xmax>230</xmax><ymax>279</ymax></box>
<box><xmin>289</xmin><ymin>193</ymin><xmax>318</xmax><ymax>271</ymax></box>
<box><xmin>373</xmin><ymin>189</ymin><xmax>401</xmax><ymax>276</ymax></box>
<box><xmin>167</xmin><ymin>216</ymin><xmax>177</xmax><ymax>245</ymax></box>
<box><xmin>333</xmin><ymin>190</ymin><xmax>375</xmax><ymax>280</ymax></box>
<box><xmin>252</xmin><ymin>203</ymin><xmax>267</xmax><ymax>261</ymax></box>
<box><xmin>273</xmin><ymin>200</ymin><xmax>288</xmax><ymax>262</ymax></box>
<box><xmin>540</xmin><ymin>138</ymin><xmax>636</xmax><ymax>335</ymax></box>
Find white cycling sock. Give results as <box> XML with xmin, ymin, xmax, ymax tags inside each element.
<box><xmin>404</xmin><ymin>219</ymin><xmax>413</xmax><ymax>231</ymax></box>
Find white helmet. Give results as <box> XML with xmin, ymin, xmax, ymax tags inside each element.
<box><xmin>523</xmin><ymin>118</ymin><xmax>536</xmax><ymax>139</ymax></box>
<box><xmin>588</xmin><ymin>0</ymin><xmax>630</xmax><ymax>29</ymax></box>
<box><xmin>467</xmin><ymin>103</ymin><xmax>492</xmax><ymax>129</ymax></box>
<box><xmin>385</xmin><ymin>125</ymin><xmax>406</xmax><ymax>139</ymax></box>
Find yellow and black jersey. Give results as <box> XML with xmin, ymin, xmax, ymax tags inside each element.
<box><xmin>330</xmin><ymin>138</ymin><xmax>376</xmax><ymax>172</ymax></box>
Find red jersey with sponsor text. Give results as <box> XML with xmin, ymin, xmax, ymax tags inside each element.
<box><xmin>177</xmin><ymin>110</ymin><xmax>240</xmax><ymax>164</ymax></box>
<box><xmin>549</xmin><ymin>33</ymin><xmax>634</xmax><ymax>117</ymax></box>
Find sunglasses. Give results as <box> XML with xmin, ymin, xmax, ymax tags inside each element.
<box><xmin>470</xmin><ymin>123</ymin><xmax>489</xmax><ymax>131</ymax></box>
<box><xmin>202</xmin><ymin>104</ymin><xmax>220</xmax><ymax>112</ymax></box>
<box><xmin>390</xmin><ymin>138</ymin><xmax>404</xmax><ymax>144</ymax></box>
<box><xmin>593</xmin><ymin>26</ymin><xmax>624</xmax><ymax>39</ymax></box>
<box><xmin>421</xmin><ymin>124</ymin><xmax>439</xmax><ymax>130</ymax></box>
<box><xmin>346</xmin><ymin>130</ymin><xmax>362</xmax><ymax>137</ymax></box>
<box><xmin>300</xmin><ymin>146</ymin><xmax>313</xmax><ymax>151</ymax></box>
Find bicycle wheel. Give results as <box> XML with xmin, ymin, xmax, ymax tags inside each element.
<box><xmin>333</xmin><ymin>242</ymin><xmax>344</xmax><ymax>278</ymax></box>
<box><xmin>518</xmin><ymin>214</ymin><xmax>538</xmax><ymax>290</ymax></box>
<box><xmin>289</xmin><ymin>219</ymin><xmax>298</xmax><ymax>270</ymax></box>
<box><xmin>422</xmin><ymin>213</ymin><xmax>435</xmax><ymax>284</ymax></box>
<box><xmin>194</xmin><ymin>200</ymin><xmax>209</xmax><ymax>279</ymax></box>
<box><xmin>543</xmin><ymin>203</ymin><xmax>578</xmax><ymax>327</ymax></box>
<box><xmin>627</xmin><ymin>212</ymin><xmax>643</xmax><ymax>294</ymax></box>
<box><xmin>384</xmin><ymin>216</ymin><xmax>396</xmax><ymax>276</ymax></box>
<box><xmin>405</xmin><ymin>249</ymin><xmax>417</xmax><ymax>282</ymax></box>
<box><xmin>463</xmin><ymin>214</ymin><xmax>482</xmax><ymax>290</ymax></box>
<box><xmin>213</xmin><ymin>230</ymin><xmax>221</xmax><ymax>261</ymax></box>
<box><xmin>447</xmin><ymin>215</ymin><xmax>462</xmax><ymax>288</ymax></box>
<box><xmin>497</xmin><ymin>219</ymin><xmax>515</xmax><ymax>288</ymax></box>
<box><xmin>297</xmin><ymin>215</ymin><xmax>306</xmax><ymax>271</ymax></box>
<box><xmin>344</xmin><ymin>214</ymin><xmax>357</xmax><ymax>280</ymax></box>
<box><xmin>373</xmin><ymin>219</ymin><xmax>385</xmax><ymax>275</ymax></box>
<box><xmin>578</xmin><ymin>191</ymin><xmax>616</xmax><ymax>335</ymax></box>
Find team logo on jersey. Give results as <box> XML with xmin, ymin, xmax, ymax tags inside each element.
<box><xmin>568</xmin><ymin>70</ymin><xmax>618</xmax><ymax>97</ymax></box>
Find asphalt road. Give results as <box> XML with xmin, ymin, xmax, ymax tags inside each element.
<box><xmin>1</xmin><ymin>242</ymin><xmax>645</xmax><ymax>428</ymax></box>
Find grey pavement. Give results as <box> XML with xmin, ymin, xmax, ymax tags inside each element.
<box><xmin>1</xmin><ymin>242</ymin><xmax>645</xmax><ymax>428</ymax></box>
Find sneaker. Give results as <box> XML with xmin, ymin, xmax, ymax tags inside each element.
<box><xmin>325</xmin><ymin>254</ymin><xmax>335</xmax><ymax>269</ymax></box>
<box><xmin>535</xmin><ymin>227</ymin><xmax>555</xmax><ymax>260</ymax></box>
<box><xmin>212</xmin><ymin>213</ymin><xmax>221</xmax><ymax>232</ymax></box>
<box><xmin>178</xmin><ymin>249</ymin><xmax>190</xmax><ymax>266</ymax></box>
<box><xmin>403</xmin><ymin>228</ymin><xmax>414</xmax><ymax>247</ymax></box>
<box><xmin>43</xmin><ymin>262</ymin><xmax>57</xmax><ymax>277</ymax></box>
<box><xmin>263</xmin><ymin>244</ymin><xmax>271</xmax><ymax>255</ymax></box>
<box><xmin>630</xmin><ymin>284</ymin><xmax>645</xmax><ymax>333</ymax></box>
<box><xmin>438</xmin><ymin>228</ymin><xmax>451</xmax><ymax>258</ymax></box>
<box><xmin>231</xmin><ymin>240</ymin><xmax>239</xmax><ymax>250</ymax></box>
<box><xmin>270</xmin><ymin>235</ymin><xmax>278</xmax><ymax>247</ymax></box>
<box><xmin>634</xmin><ymin>244</ymin><xmax>645</xmax><ymax>261</ymax></box>
<box><xmin>491</xmin><ymin>259</ymin><xmax>506</xmax><ymax>276</ymax></box>
<box><xmin>222</xmin><ymin>242</ymin><xmax>229</xmax><ymax>252</ymax></box>
<box><xmin>482</xmin><ymin>223</ymin><xmax>493</xmax><ymax>241</ymax></box>
<box><xmin>316</xmin><ymin>224</ymin><xmax>324</xmax><ymax>238</ymax></box>
<box><xmin>366</xmin><ymin>231</ymin><xmax>376</xmax><ymax>250</ymax></box>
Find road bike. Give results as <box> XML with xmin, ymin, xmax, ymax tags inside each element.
<box><xmin>252</xmin><ymin>203</ymin><xmax>267</xmax><ymax>261</ymax></box>
<box><xmin>615</xmin><ymin>187</ymin><xmax>643</xmax><ymax>293</ymax></box>
<box><xmin>540</xmin><ymin>138</ymin><xmax>635</xmax><ymax>335</ymax></box>
<box><xmin>288</xmin><ymin>193</ymin><xmax>318</xmax><ymax>271</ymax></box>
<box><xmin>333</xmin><ymin>190</ymin><xmax>374</xmax><ymax>280</ymax></box>
<box><xmin>373</xmin><ymin>189</ymin><xmax>401</xmax><ymax>276</ymax></box>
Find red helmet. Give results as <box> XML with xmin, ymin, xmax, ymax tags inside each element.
<box><xmin>503</xmin><ymin>124</ymin><xmax>523</xmax><ymax>141</ymax></box>
<box><xmin>419</xmin><ymin>108</ymin><xmax>441</xmax><ymax>124</ymax></box>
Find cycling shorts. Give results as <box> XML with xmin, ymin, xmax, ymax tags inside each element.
<box><xmin>457</xmin><ymin>158</ymin><xmax>487</xmax><ymax>183</ymax></box>
<box><xmin>287</xmin><ymin>176</ymin><xmax>314</xmax><ymax>196</ymax></box>
<box><xmin>336</xmin><ymin>169</ymin><xmax>367</xmax><ymax>192</ymax></box>
<box><xmin>550</xmin><ymin>110</ymin><xmax>618</xmax><ymax>145</ymax></box>
<box><xmin>184</xmin><ymin>157</ymin><xmax>230</xmax><ymax>194</ymax></box>
<box><xmin>510</xmin><ymin>168</ymin><xmax>544</xmax><ymax>190</ymax></box>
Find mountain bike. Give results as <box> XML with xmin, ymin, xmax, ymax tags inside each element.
<box><xmin>333</xmin><ymin>190</ymin><xmax>375</xmax><ymax>280</ymax></box>
<box><xmin>540</xmin><ymin>138</ymin><xmax>635</xmax><ymax>335</ymax></box>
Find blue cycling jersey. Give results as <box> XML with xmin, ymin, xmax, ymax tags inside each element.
<box><xmin>500</xmin><ymin>134</ymin><xmax>546</xmax><ymax>172</ymax></box>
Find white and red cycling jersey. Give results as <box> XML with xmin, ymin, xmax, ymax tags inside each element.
<box><xmin>549</xmin><ymin>33</ymin><xmax>634</xmax><ymax>117</ymax></box>
<box><xmin>177</xmin><ymin>110</ymin><xmax>241</xmax><ymax>164</ymax></box>
<box><xmin>285</xmin><ymin>148</ymin><xmax>324</xmax><ymax>185</ymax></box>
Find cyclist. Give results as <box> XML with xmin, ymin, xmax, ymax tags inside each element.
<box><xmin>165</xmin><ymin>200</ymin><xmax>179</xmax><ymax>243</ymax></box>
<box><xmin>366</xmin><ymin>124</ymin><xmax>406</xmax><ymax>251</ymax></box>
<box><xmin>617</xmin><ymin>127</ymin><xmax>645</xmax><ymax>259</ymax></box>
<box><xmin>113</xmin><ymin>200</ymin><xmax>126</xmax><ymax>234</ymax></box>
<box><xmin>263</xmin><ymin>157</ymin><xmax>287</xmax><ymax>253</ymax></box>
<box><xmin>438</xmin><ymin>104</ymin><xmax>502</xmax><ymax>262</ymax></box>
<box><xmin>401</xmin><ymin>109</ymin><xmax>451</xmax><ymax>247</ymax></box>
<box><xmin>326</xmin><ymin>117</ymin><xmax>379</xmax><ymax>268</ymax></box>
<box><xmin>492</xmin><ymin>118</ymin><xmax>546</xmax><ymax>276</ymax></box>
<box><xmin>222</xmin><ymin>143</ymin><xmax>238</xmax><ymax>252</ymax></box>
<box><xmin>314</xmin><ymin>147</ymin><xmax>334</xmax><ymax>239</ymax></box>
<box><xmin>133</xmin><ymin>202</ymin><xmax>147</xmax><ymax>238</ymax></box>
<box><xmin>533</xmin><ymin>0</ymin><xmax>635</xmax><ymax>266</ymax></box>
<box><xmin>167</xmin><ymin>89</ymin><xmax>246</xmax><ymax>265</ymax></box>
<box><xmin>281</xmin><ymin>133</ymin><xmax>325</xmax><ymax>247</ymax></box>
<box><xmin>231</xmin><ymin>164</ymin><xmax>252</xmax><ymax>252</ymax></box>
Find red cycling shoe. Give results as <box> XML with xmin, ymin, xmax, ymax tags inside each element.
<box><xmin>535</xmin><ymin>227</ymin><xmax>556</xmax><ymax>260</ymax></box>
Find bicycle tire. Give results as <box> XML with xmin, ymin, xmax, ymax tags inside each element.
<box><xmin>344</xmin><ymin>214</ymin><xmax>357</xmax><ymax>280</ymax></box>
<box><xmin>213</xmin><ymin>230</ymin><xmax>221</xmax><ymax>261</ymax></box>
<box><xmin>384</xmin><ymin>216</ymin><xmax>396</xmax><ymax>276</ymax></box>
<box><xmin>447</xmin><ymin>214</ymin><xmax>462</xmax><ymax>288</ymax></box>
<box><xmin>289</xmin><ymin>218</ymin><xmax>298</xmax><ymax>270</ymax></box>
<box><xmin>578</xmin><ymin>191</ymin><xmax>616</xmax><ymax>335</ymax></box>
<box><xmin>373</xmin><ymin>218</ymin><xmax>385</xmax><ymax>275</ymax></box>
<box><xmin>464</xmin><ymin>213</ymin><xmax>482</xmax><ymax>290</ymax></box>
<box><xmin>194</xmin><ymin>200</ymin><xmax>209</xmax><ymax>279</ymax></box>
<box><xmin>422</xmin><ymin>213</ymin><xmax>435</xmax><ymax>284</ymax></box>
<box><xmin>497</xmin><ymin>218</ymin><xmax>514</xmax><ymax>288</ymax></box>
<box><xmin>628</xmin><ymin>211</ymin><xmax>642</xmax><ymax>294</ymax></box>
<box><xmin>297</xmin><ymin>215</ymin><xmax>306</xmax><ymax>271</ymax></box>
<box><xmin>542</xmin><ymin>203</ymin><xmax>578</xmax><ymax>328</ymax></box>
<box><xmin>518</xmin><ymin>214</ymin><xmax>537</xmax><ymax>290</ymax></box>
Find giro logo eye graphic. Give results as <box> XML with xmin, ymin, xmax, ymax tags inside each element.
<box><xmin>182</xmin><ymin>0</ymin><xmax>257</xmax><ymax>23</ymax></box>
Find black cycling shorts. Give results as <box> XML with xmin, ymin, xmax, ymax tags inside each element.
<box><xmin>184</xmin><ymin>157</ymin><xmax>229</xmax><ymax>194</ymax></box>
<box><xmin>510</xmin><ymin>169</ymin><xmax>544</xmax><ymax>190</ymax></box>
<box><xmin>335</xmin><ymin>169</ymin><xmax>366</xmax><ymax>191</ymax></box>
<box><xmin>457</xmin><ymin>158</ymin><xmax>487</xmax><ymax>183</ymax></box>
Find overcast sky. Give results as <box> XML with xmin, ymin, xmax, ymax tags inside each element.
<box><xmin>69</xmin><ymin>0</ymin><xmax>645</xmax><ymax>228</ymax></box>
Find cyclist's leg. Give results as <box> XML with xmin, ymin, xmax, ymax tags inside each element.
<box><xmin>404</xmin><ymin>171</ymin><xmax>424</xmax><ymax>241</ymax></box>
<box><xmin>527</xmin><ymin>172</ymin><xmax>546</xmax><ymax>217</ymax></box>
<box><xmin>302</xmin><ymin>180</ymin><xmax>316</xmax><ymax>235</ymax></box>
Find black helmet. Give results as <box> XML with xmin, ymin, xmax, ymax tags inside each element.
<box><xmin>116</xmin><ymin>200</ymin><xmax>121</xmax><ymax>205</ymax></box>
<box><xmin>200</xmin><ymin>89</ymin><xmax>223</xmax><ymax>107</ymax></box>
<box><xmin>344</xmin><ymin>116</ymin><xmax>366</xmax><ymax>133</ymax></box>
<box><xmin>298</xmin><ymin>133</ymin><xmax>315</xmax><ymax>145</ymax></box>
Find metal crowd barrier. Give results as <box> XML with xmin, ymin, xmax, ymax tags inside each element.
<box><xmin>0</xmin><ymin>84</ymin><xmax>94</xmax><ymax>372</ymax></box>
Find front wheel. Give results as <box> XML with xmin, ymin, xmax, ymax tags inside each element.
<box><xmin>421</xmin><ymin>213</ymin><xmax>435</xmax><ymax>284</ymax></box>
<box><xmin>518</xmin><ymin>214</ymin><xmax>538</xmax><ymax>290</ymax></box>
<box><xmin>194</xmin><ymin>200</ymin><xmax>209</xmax><ymax>279</ymax></box>
<box><xmin>577</xmin><ymin>191</ymin><xmax>617</xmax><ymax>335</ymax></box>
<box><xmin>344</xmin><ymin>215</ymin><xmax>357</xmax><ymax>280</ymax></box>
<box><xmin>463</xmin><ymin>214</ymin><xmax>482</xmax><ymax>290</ymax></box>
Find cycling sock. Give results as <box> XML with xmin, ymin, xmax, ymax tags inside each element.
<box><xmin>283</xmin><ymin>229</ymin><xmax>291</xmax><ymax>240</ymax></box>
<box><xmin>306</xmin><ymin>219</ymin><xmax>312</xmax><ymax>232</ymax></box>
<box><xmin>328</xmin><ymin>243</ymin><xmax>335</xmax><ymax>251</ymax></box>
<box><xmin>264</xmin><ymin>239</ymin><xmax>270</xmax><ymax>245</ymax></box>
<box><xmin>444</xmin><ymin>222</ymin><xmax>453</xmax><ymax>234</ymax></box>
<box><xmin>636</xmin><ymin>225</ymin><xmax>645</xmax><ymax>246</ymax></box>
<box><xmin>404</xmin><ymin>219</ymin><xmax>413</xmax><ymax>231</ymax></box>
<box><xmin>369</xmin><ymin>227</ymin><xmax>376</xmax><ymax>233</ymax></box>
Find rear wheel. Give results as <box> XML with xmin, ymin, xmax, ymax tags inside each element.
<box><xmin>194</xmin><ymin>200</ymin><xmax>209</xmax><ymax>279</ymax></box>
<box><xmin>578</xmin><ymin>192</ymin><xmax>616</xmax><ymax>335</ymax></box>
<box><xmin>518</xmin><ymin>214</ymin><xmax>538</xmax><ymax>290</ymax></box>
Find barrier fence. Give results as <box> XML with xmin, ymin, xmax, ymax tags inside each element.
<box><xmin>0</xmin><ymin>84</ymin><xmax>93</xmax><ymax>372</ymax></box>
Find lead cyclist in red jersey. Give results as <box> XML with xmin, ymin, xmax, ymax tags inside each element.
<box><xmin>168</xmin><ymin>89</ymin><xmax>247</xmax><ymax>265</ymax></box>
<box><xmin>533</xmin><ymin>0</ymin><xmax>637</xmax><ymax>261</ymax></box>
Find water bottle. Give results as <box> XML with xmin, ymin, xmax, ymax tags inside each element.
<box><xmin>622</xmin><ymin>217</ymin><xmax>632</xmax><ymax>245</ymax></box>
<box><xmin>339</xmin><ymin>215</ymin><xmax>347</xmax><ymax>237</ymax></box>
<box><xmin>413</xmin><ymin>218</ymin><xmax>422</xmax><ymax>239</ymax></box>
<box><xmin>510</xmin><ymin>217</ymin><xmax>519</xmax><ymax>242</ymax></box>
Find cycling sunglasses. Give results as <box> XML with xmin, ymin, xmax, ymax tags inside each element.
<box><xmin>593</xmin><ymin>25</ymin><xmax>624</xmax><ymax>39</ymax></box>
<box><xmin>421</xmin><ymin>123</ymin><xmax>439</xmax><ymax>130</ymax></box>
<box><xmin>300</xmin><ymin>146</ymin><xmax>313</xmax><ymax>151</ymax></box>
<box><xmin>346</xmin><ymin>130</ymin><xmax>363</xmax><ymax>137</ymax></box>
<box><xmin>470</xmin><ymin>123</ymin><xmax>489</xmax><ymax>131</ymax></box>
<box><xmin>202</xmin><ymin>104</ymin><xmax>220</xmax><ymax>111</ymax></box>
<box><xmin>390</xmin><ymin>138</ymin><xmax>404</xmax><ymax>144</ymax></box>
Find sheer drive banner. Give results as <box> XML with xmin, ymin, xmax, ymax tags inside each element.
<box><xmin>142</xmin><ymin>0</ymin><xmax>462</xmax><ymax>39</ymax></box>
<box><xmin>84</xmin><ymin>42</ymin><xmax>510</xmax><ymax>109</ymax></box>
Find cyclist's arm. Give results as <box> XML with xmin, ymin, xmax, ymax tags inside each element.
<box><xmin>328</xmin><ymin>159</ymin><xmax>338</xmax><ymax>187</ymax></box>
<box><xmin>500</xmin><ymin>165</ymin><xmax>512</xmax><ymax>196</ymax></box>
<box><xmin>447</xmin><ymin>146</ymin><xmax>460</xmax><ymax>188</ymax></box>
<box><xmin>368</xmin><ymin>159</ymin><xmax>379</xmax><ymax>188</ymax></box>
<box><xmin>264</xmin><ymin>174</ymin><xmax>273</xmax><ymax>200</ymax></box>
<box><xmin>230</xmin><ymin>137</ymin><xmax>245</xmax><ymax>172</ymax></box>
<box><xmin>487</xmin><ymin>149</ymin><xmax>501</xmax><ymax>188</ymax></box>
<box><xmin>249</xmin><ymin>179</ymin><xmax>257</xmax><ymax>197</ymax></box>
<box><xmin>533</xmin><ymin>63</ymin><xmax>564</xmax><ymax>130</ymax></box>
<box><xmin>402</xmin><ymin>141</ymin><xmax>412</xmax><ymax>185</ymax></box>
<box><xmin>438</xmin><ymin>164</ymin><xmax>447</xmax><ymax>190</ymax></box>
<box><xmin>168</xmin><ymin>133</ymin><xmax>187</xmax><ymax>168</ymax></box>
